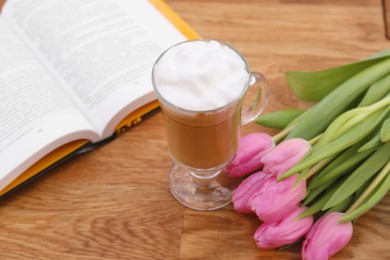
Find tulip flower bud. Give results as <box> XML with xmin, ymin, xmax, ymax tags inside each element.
<box><xmin>248</xmin><ymin>174</ymin><xmax>306</xmax><ymax>223</ymax></box>
<box><xmin>261</xmin><ymin>138</ymin><xmax>311</xmax><ymax>177</ymax></box>
<box><xmin>232</xmin><ymin>171</ymin><xmax>271</xmax><ymax>213</ymax></box>
<box><xmin>226</xmin><ymin>133</ymin><xmax>275</xmax><ymax>178</ymax></box>
<box><xmin>302</xmin><ymin>212</ymin><xmax>353</xmax><ymax>260</ymax></box>
<box><xmin>254</xmin><ymin>206</ymin><xmax>313</xmax><ymax>249</ymax></box>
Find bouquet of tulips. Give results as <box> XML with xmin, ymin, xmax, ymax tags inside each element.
<box><xmin>227</xmin><ymin>50</ymin><xmax>390</xmax><ymax>260</ymax></box>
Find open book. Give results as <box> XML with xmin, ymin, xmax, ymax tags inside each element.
<box><xmin>0</xmin><ymin>0</ymin><xmax>198</xmax><ymax>198</ymax></box>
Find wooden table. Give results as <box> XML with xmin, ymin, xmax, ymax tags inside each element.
<box><xmin>0</xmin><ymin>0</ymin><xmax>389</xmax><ymax>259</ymax></box>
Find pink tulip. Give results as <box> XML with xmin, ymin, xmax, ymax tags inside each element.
<box><xmin>248</xmin><ymin>174</ymin><xmax>306</xmax><ymax>223</ymax></box>
<box><xmin>225</xmin><ymin>133</ymin><xmax>274</xmax><ymax>178</ymax></box>
<box><xmin>261</xmin><ymin>138</ymin><xmax>311</xmax><ymax>177</ymax></box>
<box><xmin>254</xmin><ymin>206</ymin><xmax>313</xmax><ymax>249</ymax></box>
<box><xmin>232</xmin><ymin>171</ymin><xmax>271</xmax><ymax>213</ymax></box>
<box><xmin>302</xmin><ymin>212</ymin><xmax>353</xmax><ymax>260</ymax></box>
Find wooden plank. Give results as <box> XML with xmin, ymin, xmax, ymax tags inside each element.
<box><xmin>0</xmin><ymin>0</ymin><xmax>5</xmax><ymax>11</ymax></box>
<box><xmin>280</xmin><ymin>0</ymin><xmax>379</xmax><ymax>5</ymax></box>
<box><xmin>385</xmin><ymin>0</ymin><xmax>390</xmax><ymax>39</ymax></box>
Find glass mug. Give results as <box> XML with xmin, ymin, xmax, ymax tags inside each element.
<box><xmin>152</xmin><ymin>39</ymin><xmax>270</xmax><ymax>210</ymax></box>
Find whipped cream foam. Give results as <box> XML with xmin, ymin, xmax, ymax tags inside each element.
<box><xmin>153</xmin><ymin>40</ymin><xmax>249</xmax><ymax>111</ymax></box>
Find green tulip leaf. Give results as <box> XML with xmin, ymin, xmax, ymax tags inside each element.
<box><xmin>323</xmin><ymin>142</ymin><xmax>390</xmax><ymax>210</ymax></box>
<box><xmin>304</xmin><ymin>180</ymin><xmax>334</xmax><ymax>206</ymax></box>
<box><xmin>381</xmin><ymin>118</ymin><xmax>390</xmax><ymax>142</ymax></box>
<box><xmin>310</xmin><ymin>141</ymin><xmax>375</xmax><ymax>189</ymax></box>
<box><xmin>298</xmin><ymin>179</ymin><xmax>346</xmax><ymax>219</ymax></box>
<box><xmin>358</xmin><ymin>131</ymin><xmax>382</xmax><ymax>153</ymax></box>
<box><xmin>353</xmin><ymin>178</ymin><xmax>373</xmax><ymax>202</ymax></box>
<box><xmin>298</xmin><ymin>194</ymin><xmax>331</xmax><ymax>219</ymax></box>
<box><xmin>254</xmin><ymin>109</ymin><xmax>306</xmax><ymax>129</ymax></box>
<box><xmin>286</xmin><ymin>51</ymin><xmax>390</xmax><ymax>102</ymax></box>
<box><xmin>339</xmin><ymin>168</ymin><xmax>390</xmax><ymax>223</ymax></box>
<box><xmin>286</xmin><ymin>58</ymin><xmax>390</xmax><ymax>140</ymax></box>
<box><xmin>358</xmin><ymin>74</ymin><xmax>390</xmax><ymax>107</ymax></box>
<box><xmin>325</xmin><ymin>195</ymin><xmax>354</xmax><ymax>214</ymax></box>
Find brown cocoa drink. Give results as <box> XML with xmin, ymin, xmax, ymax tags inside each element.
<box><xmin>161</xmin><ymin>102</ymin><xmax>242</xmax><ymax>169</ymax></box>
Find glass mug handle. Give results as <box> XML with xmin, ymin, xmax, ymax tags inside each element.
<box><xmin>241</xmin><ymin>72</ymin><xmax>271</xmax><ymax>125</ymax></box>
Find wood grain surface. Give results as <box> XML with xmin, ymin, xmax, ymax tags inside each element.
<box><xmin>385</xmin><ymin>0</ymin><xmax>390</xmax><ymax>38</ymax></box>
<box><xmin>0</xmin><ymin>0</ymin><xmax>389</xmax><ymax>259</ymax></box>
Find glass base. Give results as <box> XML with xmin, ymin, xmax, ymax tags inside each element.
<box><xmin>168</xmin><ymin>162</ymin><xmax>239</xmax><ymax>211</ymax></box>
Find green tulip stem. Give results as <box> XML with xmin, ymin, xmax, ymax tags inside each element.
<box><xmin>334</xmin><ymin>113</ymin><xmax>366</xmax><ymax>137</ymax></box>
<box><xmin>302</xmin><ymin>156</ymin><xmax>334</xmax><ymax>180</ymax></box>
<box><xmin>272</xmin><ymin>123</ymin><xmax>296</xmax><ymax>144</ymax></box>
<box><xmin>309</xmin><ymin>134</ymin><xmax>323</xmax><ymax>146</ymax></box>
<box><xmin>345</xmin><ymin>160</ymin><xmax>390</xmax><ymax>214</ymax></box>
<box><xmin>336</xmin><ymin>95</ymin><xmax>390</xmax><ymax>137</ymax></box>
<box><xmin>317</xmin><ymin>95</ymin><xmax>390</xmax><ymax>148</ymax></box>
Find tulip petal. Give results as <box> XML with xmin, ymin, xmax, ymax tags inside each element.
<box><xmin>302</xmin><ymin>212</ymin><xmax>353</xmax><ymax>260</ymax></box>
<box><xmin>226</xmin><ymin>133</ymin><xmax>275</xmax><ymax>177</ymax></box>
<box><xmin>254</xmin><ymin>207</ymin><xmax>313</xmax><ymax>249</ymax></box>
<box><xmin>248</xmin><ymin>174</ymin><xmax>306</xmax><ymax>222</ymax></box>
<box><xmin>232</xmin><ymin>171</ymin><xmax>271</xmax><ymax>213</ymax></box>
<box><xmin>261</xmin><ymin>138</ymin><xmax>311</xmax><ymax>177</ymax></box>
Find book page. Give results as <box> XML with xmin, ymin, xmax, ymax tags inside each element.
<box><xmin>2</xmin><ymin>0</ymin><xmax>187</xmax><ymax>138</ymax></box>
<box><xmin>0</xmin><ymin>17</ymin><xmax>99</xmax><ymax>190</ymax></box>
